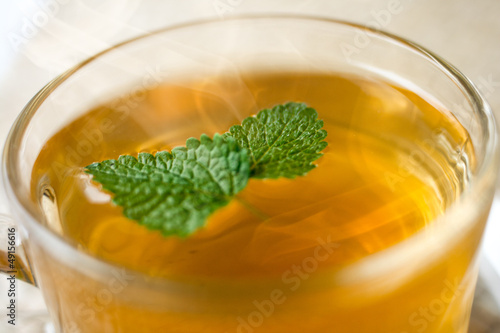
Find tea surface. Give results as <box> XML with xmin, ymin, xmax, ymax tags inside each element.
<box><xmin>32</xmin><ymin>72</ymin><xmax>469</xmax><ymax>280</ymax></box>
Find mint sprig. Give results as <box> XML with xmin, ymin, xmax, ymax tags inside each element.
<box><xmin>85</xmin><ymin>102</ymin><xmax>327</xmax><ymax>237</ymax></box>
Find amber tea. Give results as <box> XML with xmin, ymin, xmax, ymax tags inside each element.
<box><xmin>31</xmin><ymin>71</ymin><xmax>477</xmax><ymax>333</ymax></box>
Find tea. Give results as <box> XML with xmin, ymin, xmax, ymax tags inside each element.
<box><xmin>31</xmin><ymin>71</ymin><xmax>474</xmax><ymax>332</ymax></box>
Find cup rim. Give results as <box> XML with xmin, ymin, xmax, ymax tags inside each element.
<box><xmin>3</xmin><ymin>14</ymin><xmax>499</xmax><ymax>286</ymax></box>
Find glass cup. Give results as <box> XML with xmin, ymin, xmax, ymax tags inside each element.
<box><xmin>1</xmin><ymin>16</ymin><xmax>499</xmax><ymax>333</ymax></box>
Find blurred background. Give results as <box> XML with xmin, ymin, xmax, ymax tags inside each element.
<box><xmin>0</xmin><ymin>0</ymin><xmax>499</xmax><ymax>332</ymax></box>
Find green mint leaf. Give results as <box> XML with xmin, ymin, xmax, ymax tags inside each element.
<box><xmin>84</xmin><ymin>134</ymin><xmax>250</xmax><ymax>237</ymax></box>
<box><xmin>85</xmin><ymin>102</ymin><xmax>328</xmax><ymax>237</ymax></box>
<box><xmin>223</xmin><ymin>102</ymin><xmax>328</xmax><ymax>179</ymax></box>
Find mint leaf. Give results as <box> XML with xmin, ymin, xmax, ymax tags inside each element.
<box><xmin>84</xmin><ymin>134</ymin><xmax>250</xmax><ymax>237</ymax></box>
<box><xmin>85</xmin><ymin>102</ymin><xmax>328</xmax><ymax>237</ymax></box>
<box><xmin>224</xmin><ymin>102</ymin><xmax>328</xmax><ymax>179</ymax></box>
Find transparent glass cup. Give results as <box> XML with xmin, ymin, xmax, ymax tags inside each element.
<box><xmin>1</xmin><ymin>16</ymin><xmax>499</xmax><ymax>333</ymax></box>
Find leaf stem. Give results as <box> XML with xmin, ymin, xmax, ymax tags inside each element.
<box><xmin>235</xmin><ymin>196</ymin><xmax>269</xmax><ymax>221</ymax></box>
